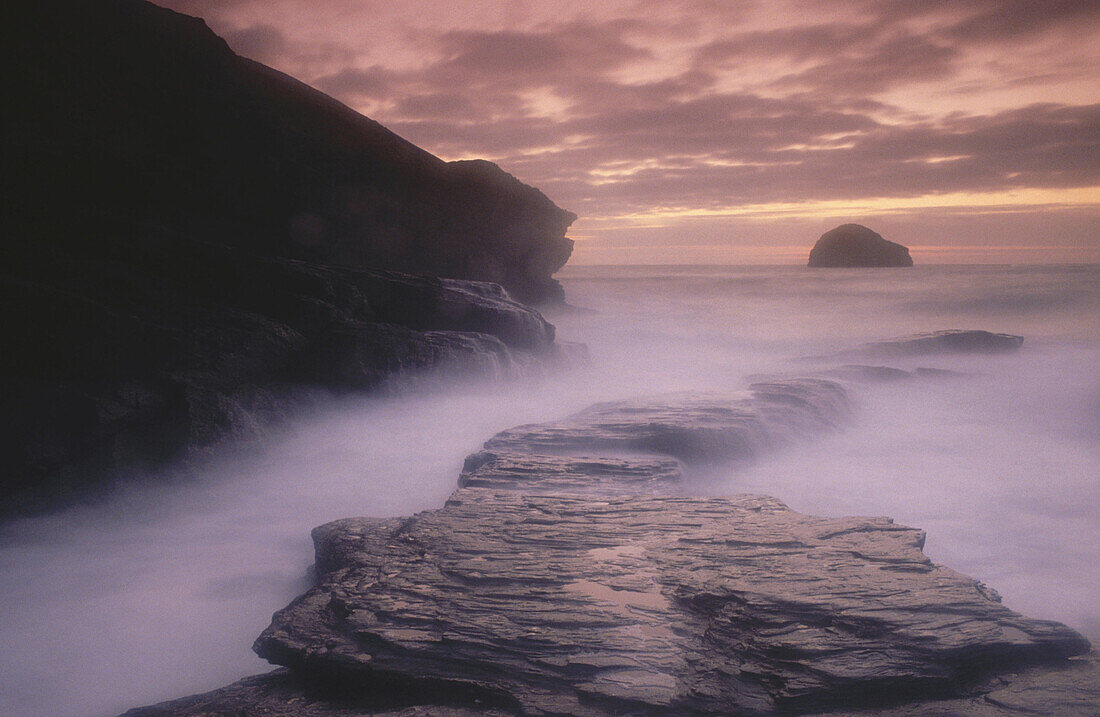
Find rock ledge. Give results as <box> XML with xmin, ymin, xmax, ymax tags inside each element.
<box><xmin>127</xmin><ymin>380</ymin><xmax>1096</xmax><ymax>716</ymax></box>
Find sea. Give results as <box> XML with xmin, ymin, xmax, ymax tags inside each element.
<box><xmin>1</xmin><ymin>263</ymin><xmax>1097</xmax><ymax>716</ymax></box>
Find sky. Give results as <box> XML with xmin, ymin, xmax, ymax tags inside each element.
<box><xmin>156</xmin><ymin>0</ymin><xmax>1100</xmax><ymax>264</ymax></box>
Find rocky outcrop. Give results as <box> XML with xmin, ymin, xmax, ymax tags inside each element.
<box><xmin>0</xmin><ymin>235</ymin><xmax>560</xmax><ymax>513</ymax></box>
<box><xmin>126</xmin><ymin>667</ymin><xmax>517</xmax><ymax>716</ymax></box>
<box><xmin>249</xmin><ymin>491</ymin><xmax>1088</xmax><ymax>716</ymax></box>
<box><xmin>9</xmin><ymin>1</ymin><xmax>575</xmax><ymax>305</ymax></box>
<box><xmin>822</xmin><ymin>652</ymin><xmax>1100</xmax><ymax>716</ymax></box>
<box><xmin>456</xmin><ymin>379</ymin><xmax>850</xmax><ymax>497</ymax></box>
<box><xmin>2</xmin><ymin>0</ymin><xmax>578</xmax><ymax>512</ymax></box>
<box><xmin>476</xmin><ymin>379</ymin><xmax>850</xmax><ymax>464</ymax></box>
<box><xmin>795</xmin><ymin>331</ymin><xmax>1026</xmax><ymax>370</ymax></box>
<box><xmin>859</xmin><ymin>330</ymin><xmax>1024</xmax><ymax>356</ymax></box>
<box><xmin>808</xmin><ymin>225</ymin><xmax>914</xmax><ymax>268</ymax></box>
<box><xmin>130</xmin><ymin>653</ymin><xmax>1100</xmax><ymax>717</ymax></box>
<box><xmin>128</xmin><ymin>379</ymin><xmax>1094</xmax><ymax>716</ymax></box>
<box><xmin>803</xmin><ymin>331</ymin><xmax>1025</xmax><ymax>365</ymax></box>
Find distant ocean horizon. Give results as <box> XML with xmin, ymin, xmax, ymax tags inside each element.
<box><xmin>559</xmin><ymin>261</ymin><xmax>1100</xmax><ymax>269</ymax></box>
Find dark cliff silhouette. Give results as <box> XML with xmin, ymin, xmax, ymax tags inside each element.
<box><xmin>8</xmin><ymin>0</ymin><xmax>575</xmax><ymax>304</ymax></box>
<box><xmin>1</xmin><ymin>0</ymin><xmax>575</xmax><ymax>512</ymax></box>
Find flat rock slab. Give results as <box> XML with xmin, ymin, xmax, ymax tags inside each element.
<box><xmin>456</xmin><ymin>379</ymin><xmax>850</xmax><ymax>496</ymax></box>
<box><xmin>848</xmin><ymin>331</ymin><xmax>1023</xmax><ymax>359</ymax></box>
<box><xmin>459</xmin><ymin>452</ymin><xmax>685</xmax><ymax>495</ymax></box>
<box><xmin>127</xmin><ymin>379</ymin><xmax>1095</xmax><ymax>716</ymax></box>
<box><xmin>126</xmin><ymin>654</ymin><xmax>1100</xmax><ymax>717</ymax></box>
<box><xmin>123</xmin><ymin>667</ymin><xmax>514</xmax><ymax>717</ymax></box>
<box><xmin>818</xmin><ymin>652</ymin><xmax>1100</xmax><ymax>716</ymax></box>
<box><xmin>481</xmin><ymin>379</ymin><xmax>850</xmax><ymax>464</ymax></box>
<box><xmin>253</xmin><ymin>490</ymin><xmax>1089</xmax><ymax>716</ymax></box>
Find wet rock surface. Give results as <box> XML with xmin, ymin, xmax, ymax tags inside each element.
<box><xmin>131</xmin><ymin>653</ymin><xmax>1100</xmax><ymax>716</ymax></box>
<box><xmin>480</xmin><ymin>380</ymin><xmax>850</xmax><ymax>464</ymax></box>
<box><xmin>123</xmin><ymin>667</ymin><xmax>514</xmax><ymax>717</ymax></box>
<box><xmin>808</xmin><ymin>225</ymin><xmax>913</xmax><ymax>268</ymax></box>
<box><xmin>129</xmin><ymin>377</ymin><xmax>1095</xmax><ymax>716</ymax></box>
<box><xmin>250</xmin><ymin>491</ymin><xmax>1087</xmax><ymax>716</ymax></box>
<box><xmin>459</xmin><ymin>452</ymin><xmax>685</xmax><ymax>495</ymax></box>
<box><xmin>818</xmin><ymin>652</ymin><xmax>1100</xmax><ymax>716</ymax></box>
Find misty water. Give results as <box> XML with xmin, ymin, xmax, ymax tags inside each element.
<box><xmin>1</xmin><ymin>264</ymin><xmax>1098</xmax><ymax>717</ymax></box>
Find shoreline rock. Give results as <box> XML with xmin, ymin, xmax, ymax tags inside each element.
<box><xmin>127</xmin><ymin>378</ymin><xmax>1095</xmax><ymax>716</ymax></box>
<box><xmin>0</xmin><ymin>244</ymin><xmax>566</xmax><ymax>515</ymax></box>
<box><xmin>796</xmin><ymin>330</ymin><xmax>1025</xmax><ymax>367</ymax></box>
<box><xmin>859</xmin><ymin>330</ymin><xmax>1024</xmax><ymax>357</ymax></box>
<box><xmin>3</xmin><ymin>0</ymin><xmax>579</xmax><ymax>513</ymax></box>
<box><xmin>128</xmin><ymin>653</ymin><xmax>1100</xmax><ymax>717</ymax></box>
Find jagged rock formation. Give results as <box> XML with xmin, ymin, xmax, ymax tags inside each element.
<box><xmin>128</xmin><ymin>380</ymin><xmax>1095</xmax><ymax>716</ymax></box>
<box><xmin>1</xmin><ymin>243</ymin><xmax>559</xmax><ymax>512</ymax></box>
<box><xmin>2</xmin><ymin>1</ymin><xmax>578</xmax><ymax>512</ymax></box>
<box><xmin>808</xmin><ymin>224</ymin><xmax>914</xmax><ymax>268</ymax></box>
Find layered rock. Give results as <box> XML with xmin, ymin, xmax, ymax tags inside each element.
<box><xmin>0</xmin><ymin>239</ymin><xmax>560</xmax><ymax>513</ymax></box>
<box><xmin>3</xmin><ymin>0</ymin><xmax>578</xmax><ymax>511</ymax></box>
<box><xmin>822</xmin><ymin>652</ymin><xmax>1100</xmax><ymax>715</ymax></box>
<box><xmin>130</xmin><ymin>653</ymin><xmax>1100</xmax><ymax>717</ymax></box>
<box><xmin>476</xmin><ymin>380</ymin><xmax>850</xmax><ymax>465</ymax></box>
<box><xmin>249</xmin><ymin>491</ymin><xmax>1088</xmax><ymax>715</ymax></box>
<box><xmin>808</xmin><ymin>225</ymin><xmax>914</xmax><ymax>268</ymax></box>
<box><xmin>459</xmin><ymin>453</ymin><xmax>685</xmax><ymax>495</ymax></box>
<box><xmin>128</xmin><ymin>378</ymin><xmax>1095</xmax><ymax>716</ymax></box>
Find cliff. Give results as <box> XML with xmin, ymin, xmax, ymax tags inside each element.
<box><xmin>1</xmin><ymin>0</ymin><xmax>577</xmax><ymax>512</ymax></box>
<box><xmin>8</xmin><ymin>0</ymin><xmax>575</xmax><ymax>305</ymax></box>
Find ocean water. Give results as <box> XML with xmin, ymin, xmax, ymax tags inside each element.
<box><xmin>0</xmin><ymin>264</ymin><xmax>1097</xmax><ymax>716</ymax></box>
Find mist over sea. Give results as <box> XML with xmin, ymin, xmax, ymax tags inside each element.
<box><xmin>1</xmin><ymin>263</ymin><xmax>1097</xmax><ymax>717</ymax></box>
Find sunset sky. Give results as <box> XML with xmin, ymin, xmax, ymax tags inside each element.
<box><xmin>157</xmin><ymin>0</ymin><xmax>1099</xmax><ymax>264</ymax></box>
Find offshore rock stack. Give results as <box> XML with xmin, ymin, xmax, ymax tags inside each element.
<box><xmin>808</xmin><ymin>224</ymin><xmax>914</xmax><ymax>267</ymax></box>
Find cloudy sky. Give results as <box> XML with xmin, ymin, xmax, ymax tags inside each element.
<box><xmin>157</xmin><ymin>0</ymin><xmax>1099</xmax><ymax>264</ymax></box>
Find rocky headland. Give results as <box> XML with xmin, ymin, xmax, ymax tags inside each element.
<box><xmin>128</xmin><ymin>370</ymin><xmax>1097</xmax><ymax>716</ymax></box>
<box><xmin>808</xmin><ymin>225</ymin><xmax>914</xmax><ymax>268</ymax></box>
<box><xmin>3</xmin><ymin>0</ymin><xmax>577</xmax><ymax>513</ymax></box>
